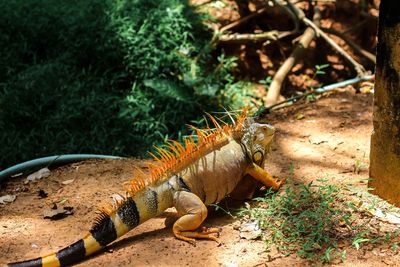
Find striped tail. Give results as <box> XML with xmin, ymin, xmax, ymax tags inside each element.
<box><xmin>8</xmin><ymin>189</ymin><xmax>165</xmax><ymax>267</ymax></box>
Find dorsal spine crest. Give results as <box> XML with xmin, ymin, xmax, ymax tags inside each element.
<box><xmin>125</xmin><ymin>109</ymin><xmax>248</xmax><ymax>196</ymax></box>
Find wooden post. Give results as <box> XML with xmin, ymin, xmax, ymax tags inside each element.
<box><xmin>369</xmin><ymin>0</ymin><xmax>400</xmax><ymax>206</ymax></box>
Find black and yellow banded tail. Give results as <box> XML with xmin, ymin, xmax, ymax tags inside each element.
<box><xmin>8</xmin><ymin>196</ymin><xmax>144</xmax><ymax>267</ymax></box>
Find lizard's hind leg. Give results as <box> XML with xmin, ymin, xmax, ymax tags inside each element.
<box><xmin>173</xmin><ymin>191</ymin><xmax>220</xmax><ymax>245</ymax></box>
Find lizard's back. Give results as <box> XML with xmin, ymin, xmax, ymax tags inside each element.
<box><xmin>180</xmin><ymin>138</ymin><xmax>248</xmax><ymax>205</ymax></box>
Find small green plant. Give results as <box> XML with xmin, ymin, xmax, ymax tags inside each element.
<box><xmin>321</xmin><ymin>246</ymin><xmax>334</xmax><ymax>262</ymax></box>
<box><xmin>353</xmin><ymin>154</ymin><xmax>368</xmax><ymax>174</ymax></box>
<box><xmin>239</xmin><ymin>167</ymin><xmax>400</xmax><ymax>263</ymax></box>
<box><xmin>305</xmin><ymin>64</ymin><xmax>330</xmax><ymax>102</ymax></box>
<box><xmin>314</xmin><ymin>64</ymin><xmax>330</xmax><ymax>76</ymax></box>
<box><xmin>209</xmin><ymin>203</ymin><xmax>235</xmax><ymax>219</ymax></box>
<box><xmin>239</xmin><ymin>176</ymin><xmax>346</xmax><ymax>261</ymax></box>
<box><xmin>392</xmin><ymin>243</ymin><xmax>399</xmax><ymax>253</ymax></box>
<box><xmin>259</xmin><ymin>76</ymin><xmax>273</xmax><ymax>87</ymax></box>
<box><xmin>352</xmin><ymin>231</ymin><xmax>371</xmax><ymax>250</ymax></box>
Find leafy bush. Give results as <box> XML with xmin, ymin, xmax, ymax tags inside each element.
<box><xmin>0</xmin><ymin>0</ymin><xmax>249</xmax><ymax>169</ymax></box>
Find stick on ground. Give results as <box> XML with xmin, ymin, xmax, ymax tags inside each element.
<box><xmin>321</xmin><ymin>27</ymin><xmax>376</xmax><ymax>64</ymax></box>
<box><xmin>264</xmin><ymin>6</ymin><xmax>321</xmax><ymax>107</ymax></box>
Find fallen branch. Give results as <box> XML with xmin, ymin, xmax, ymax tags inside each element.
<box><xmin>304</xmin><ymin>19</ymin><xmax>367</xmax><ymax>76</ymax></box>
<box><xmin>218</xmin><ymin>1</ymin><xmax>300</xmax><ymax>44</ymax></box>
<box><xmin>322</xmin><ymin>27</ymin><xmax>376</xmax><ymax>64</ymax></box>
<box><xmin>219</xmin><ymin>30</ymin><xmax>280</xmax><ymax>43</ymax></box>
<box><xmin>287</xmin><ymin>0</ymin><xmax>367</xmax><ymax>76</ymax></box>
<box><xmin>267</xmin><ymin>74</ymin><xmax>375</xmax><ymax>111</ymax></box>
<box><xmin>264</xmin><ymin>6</ymin><xmax>321</xmax><ymax>107</ymax></box>
<box><xmin>218</xmin><ymin>30</ymin><xmax>298</xmax><ymax>43</ymax></box>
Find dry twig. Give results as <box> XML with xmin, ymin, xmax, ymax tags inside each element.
<box><xmin>264</xmin><ymin>5</ymin><xmax>321</xmax><ymax>107</ymax></box>
<box><xmin>264</xmin><ymin>0</ymin><xmax>369</xmax><ymax>106</ymax></box>
<box><xmin>218</xmin><ymin>31</ymin><xmax>280</xmax><ymax>43</ymax></box>
<box><xmin>302</xmin><ymin>17</ymin><xmax>367</xmax><ymax>76</ymax></box>
<box><xmin>321</xmin><ymin>27</ymin><xmax>376</xmax><ymax>64</ymax></box>
<box><xmin>218</xmin><ymin>0</ymin><xmax>300</xmax><ymax>44</ymax></box>
<box><xmin>266</xmin><ymin>74</ymin><xmax>375</xmax><ymax>111</ymax></box>
<box><xmin>285</xmin><ymin>0</ymin><xmax>367</xmax><ymax>76</ymax></box>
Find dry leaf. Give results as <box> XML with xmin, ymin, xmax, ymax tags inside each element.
<box><xmin>296</xmin><ymin>113</ymin><xmax>305</xmax><ymax>120</ymax></box>
<box><xmin>43</xmin><ymin>206</ymin><xmax>73</xmax><ymax>220</ymax></box>
<box><xmin>61</xmin><ymin>179</ymin><xmax>74</xmax><ymax>185</ymax></box>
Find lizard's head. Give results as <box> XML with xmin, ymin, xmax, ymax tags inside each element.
<box><xmin>241</xmin><ymin>117</ymin><xmax>275</xmax><ymax>166</ymax></box>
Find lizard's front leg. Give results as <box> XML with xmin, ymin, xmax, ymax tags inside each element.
<box><xmin>245</xmin><ymin>163</ymin><xmax>284</xmax><ymax>190</ymax></box>
<box><xmin>173</xmin><ymin>191</ymin><xmax>220</xmax><ymax>245</ymax></box>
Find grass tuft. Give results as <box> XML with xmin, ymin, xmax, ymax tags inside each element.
<box><xmin>239</xmin><ymin>166</ymin><xmax>400</xmax><ymax>263</ymax></box>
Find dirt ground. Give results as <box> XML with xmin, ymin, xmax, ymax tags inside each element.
<box><xmin>0</xmin><ymin>1</ymin><xmax>389</xmax><ymax>266</ymax></box>
<box><xmin>2</xmin><ymin>90</ymin><xmax>400</xmax><ymax>266</ymax></box>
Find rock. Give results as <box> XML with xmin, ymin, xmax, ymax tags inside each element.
<box><xmin>239</xmin><ymin>220</ymin><xmax>262</xmax><ymax>240</ymax></box>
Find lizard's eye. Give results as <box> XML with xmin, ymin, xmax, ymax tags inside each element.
<box><xmin>253</xmin><ymin>151</ymin><xmax>263</xmax><ymax>163</ymax></box>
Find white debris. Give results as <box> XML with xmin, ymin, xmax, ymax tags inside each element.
<box><xmin>0</xmin><ymin>194</ymin><xmax>16</xmax><ymax>204</ymax></box>
<box><xmin>223</xmin><ymin>260</ymin><xmax>238</xmax><ymax>267</ymax></box>
<box><xmin>374</xmin><ymin>208</ymin><xmax>400</xmax><ymax>225</ymax></box>
<box><xmin>27</xmin><ymin>168</ymin><xmax>51</xmax><ymax>181</ymax></box>
<box><xmin>239</xmin><ymin>220</ymin><xmax>262</xmax><ymax>240</ymax></box>
<box><xmin>61</xmin><ymin>179</ymin><xmax>74</xmax><ymax>185</ymax></box>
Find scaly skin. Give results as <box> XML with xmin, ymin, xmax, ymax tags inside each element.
<box><xmin>9</xmin><ymin>114</ymin><xmax>283</xmax><ymax>267</ymax></box>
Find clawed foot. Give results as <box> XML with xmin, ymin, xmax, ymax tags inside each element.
<box><xmin>273</xmin><ymin>177</ymin><xmax>285</xmax><ymax>190</ymax></box>
<box><xmin>174</xmin><ymin>227</ymin><xmax>222</xmax><ymax>246</ymax></box>
<box><xmin>201</xmin><ymin>226</ymin><xmax>222</xmax><ymax>237</ymax></box>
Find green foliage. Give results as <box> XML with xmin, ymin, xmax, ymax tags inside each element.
<box><xmin>240</xmin><ymin>179</ymin><xmax>345</xmax><ymax>261</ymax></box>
<box><xmin>305</xmin><ymin>64</ymin><xmax>330</xmax><ymax>102</ymax></box>
<box><xmin>239</xmin><ymin>169</ymin><xmax>400</xmax><ymax>263</ymax></box>
<box><xmin>0</xmin><ymin>0</ymin><xmax>248</xmax><ymax>168</ymax></box>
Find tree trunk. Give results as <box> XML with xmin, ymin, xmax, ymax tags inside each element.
<box><xmin>369</xmin><ymin>0</ymin><xmax>400</xmax><ymax>206</ymax></box>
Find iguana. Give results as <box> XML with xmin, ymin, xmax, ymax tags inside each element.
<box><xmin>9</xmin><ymin>110</ymin><xmax>284</xmax><ymax>267</ymax></box>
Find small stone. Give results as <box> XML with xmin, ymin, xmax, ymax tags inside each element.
<box><xmin>239</xmin><ymin>220</ymin><xmax>262</xmax><ymax>240</ymax></box>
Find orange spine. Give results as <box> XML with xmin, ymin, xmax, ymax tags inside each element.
<box><xmin>125</xmin><ymin>110</ymin><xmax>248</xmax><ymax>196</ymax></box>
